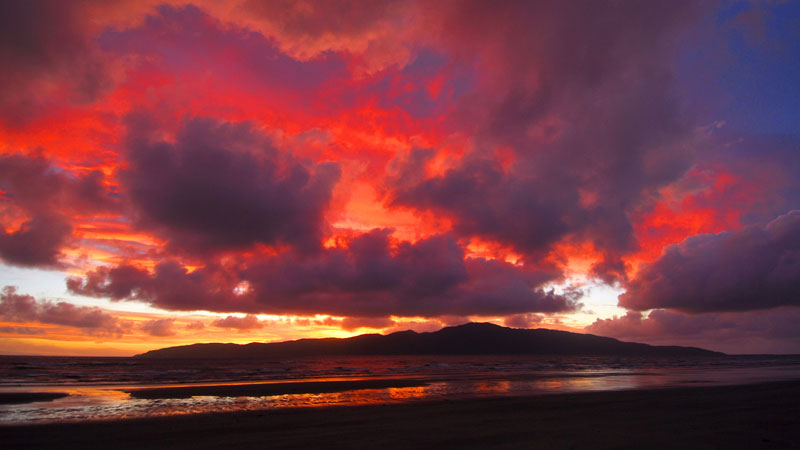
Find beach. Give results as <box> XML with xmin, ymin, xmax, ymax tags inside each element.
<box><xmin>3</xmin><ymin>379</ymin><xmax>798</xmax><ymax>449</ymax></box>
<box><xmin>0</xmin><ymin>393</ymin><xmax>68</xmax><ymax>405</ymax></box>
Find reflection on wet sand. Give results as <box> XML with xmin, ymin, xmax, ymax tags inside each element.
<box><xmin>473</xmin><ymin>380</ymin><xmax>510</xmax><ymax>394</ymax></box>
<box><xmin>125</xmin><ymin>378</ymin><xmax>429</xmax><ymax>399</ymax></box>
<box><xmin>388</xmin><ymin>385</ymin><xmax>431</xmax><ymax>400</ymax></box>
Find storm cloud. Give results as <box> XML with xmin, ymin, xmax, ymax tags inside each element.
<box><xmin>121</xmin><ymin>116</ymin><xmax>340</xmax><ymax>255</ymax></box>
<box><xmin>388</xmin><ymin>0</ymin><xmax>704</xmax><ymax>277</ymax></box>
<box><xmin>621</xmin><ymin>210</ymin><xmax>800</xmax><ymax>313</ymax></box>
<box><xmin>68</xmin><ymin>230</ymin><xmax>578</xmax><ymax>318</ymax></box>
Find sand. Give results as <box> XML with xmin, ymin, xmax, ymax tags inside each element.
<box><xmin>2</xmin><ymin>380</ymin><xmax>799</xmax><ymax>449</ymax></box>
<box><xmin>125</xmin><ymin>378</ymin><xmax>429</xmax><ymax>399</ymax></box>
<box><xmin>0</xmin><ymin>393</ymin><xmax>68</xmax><ymax>405</ymax></box>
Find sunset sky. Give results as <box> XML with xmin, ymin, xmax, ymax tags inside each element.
<box><xmin>1</xmin><ymin>0</ymin><xmax>799</xmax><ymax>356</ymax></box>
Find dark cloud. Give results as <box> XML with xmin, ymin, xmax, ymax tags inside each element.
<box><xmin>0</xmin><ymin>152</ymin><xmax>117</xmax><ymax>267</ymax></box>
<box><xmin>586</xmin><ymin>307</ymin><xmax>800</xmax><ymax>354</ymax></box>
<box><xmin>387</xmin><ymin>1</ymin><xmax>706</xmax><ymax>275</ymax></box>
<box><xmin>140</xmin><ymin>318</ymin><xmax>176</xmax><ymax>337</ymax></box>
<box><xmin>68</xmin><ymin>230</ymin><xmax>578</xmax><ymax>317</ymax></box>
<box><xmin>67</xmin><ymin>264</ymin><xmax>152</xmax><ymax>301</ymax></box>
<box><xmin>0</xmin><ymin>215</ymin><xmax>72</xmax><ymax>267</ymax></box>
<box><xmin>391</xmin><ymin>156</ymin><xmax>584</xmax><ymax>255</ymax></box>
<box><xmin>211</xmin><ymin>314</ymin><xmax>264</xmax><ymax>331</ymax></box>
<box><xmin>241</xmin><ymin>230</ymin><xmax>574</xmax><ymax>317</ymax></box>
<box><xmin>0</xmin><ymin>286</ymin><xmax>128</xmax><ymax>336</ymax></box>
<box><xmin>68</xmin><ymin>260</ymin><xmax>240</xmax><ymax>312</ymax></box>
<box><xmin>0</xmin><ymin>152</ymin><xmax>116</xmax><ymax>215</ymax></box>
<box><xmin>121</xmin><ymin>116</ymin><xmax>341</xmax><ymax>254</ymax></box>
<box><xmin>620</xmin><ymin>210</ymin><xmax>800</xmax><ymax>312</ymax></box>
<box><xmin>0</xmin><ymin>1</ymin><xmax>114</xmax><ymax>125</ymax></box>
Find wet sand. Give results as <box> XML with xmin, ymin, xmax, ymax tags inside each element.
<box><xmin>0</xmin><ymin>393</ymin><xmax>68</xmax><ymax>405</ymax></box>
<box><xmin>2</xmin><ymin>380</ymin><xmax>799</xmax><ymax>449</ymax></box>
<box><xmin>125</xmin><ymin>378</ymin><xmax>429</xmax><ymax>399</ymax></box>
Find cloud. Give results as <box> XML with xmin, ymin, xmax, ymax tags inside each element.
<box><xmin>229</xmin><ymin>0</ymin><xmax>416</xmax><ymax>73</ymax></box>
<box><xmin>0</xmin><ymin>215</ymin><xmax>72</xmax><ymax>268</ymax></box>
<box><xmin>0</xmin><ymin>152</ymin><xmax>117</xmax><ymax>267</ymax></box>
<box><xmin>292</xmin><ymin>316</ymin><xmax>342</xmax><ymax>327</ymax></box>
<box><xmin>68</xmin><ymin>229</ymin><xmax>579</xmax><ymax>317</ymax></box>
<box><xmin>67</xmin><ymin>263</ymin><xmax>153</xmax><ymax>301</ymax></box>
<box><xmin>0</xmin><ymin>1</ymin><xmax>118</xmax><ymax>125</ymax></box>
<box><xmin>620</xmin><ymin>210</ymin><xmax>800</xmax><ymax>312</ymax></box>
<box><xmin>586</xmin><ymin>307</ymin><xmax>800</xmax><ymax>354</ymax></box>
<box><xmin>68</xmin><ymin>261</ymin><xmax>244</xmax><ymax>312</ymax></box>
<box><xmin>0</xmin><ymin>326</ymin><xmax>46</xmax><ymax>335</ymax></box>
<box><xmin>211</xmin><ymin>314</ymin><xmax>264</xmax><ymax>331</ymax></box>
<box><xmin>121</xmin><ymin>116</ymin><xmax>341</xmax><ymax>255</ymax></box>
<box><xmin>12</xmin><ymin>0</ymin><xmax>797</xmax><ymax>355</ymax></box>
<box><xmin>390</xmin><ymin>156</ymin><xmax>585</xmax><ymax>255</ymax></box>
<box><xmin>185</xmin><ymin>321</ymin><xmax>205</xmax><ymax>330</ymax></box>
<box><xmin>503</xmin><ymin>313</ymin><xmax>544</xmax><ymax>329</ymax></box>
<box><xmin>340</xmin><ymin>316</ymin><xmax>395</xmax><ymax>331</ymax></box>
<box><xmin>140</xmin><ymin>318</ymin><xmax>177</xmax><ymax>337</ymax></box>
<box><xmin>385</xmin><ymin>1</ymin><xmax>706</xmax><ymax>276</ymax></box>
<box><xmin>241</xmin><ymin>230</ymin><xmax>576</xmax><ymax>317</ymax></box>
<box><xmin>0</xmin><ymin>152</ymin><xmax>116</xmax><ymax>214</ymax></box>
<box><xmin>0</xmin><ymin>286</ymin><xmax>128</xmax><ymax>336</ymax></box>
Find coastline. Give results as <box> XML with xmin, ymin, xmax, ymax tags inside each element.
<box><xmin>2</xmin><ymin>379</ymin><xmax>799</xmax><ymax>449</ymax></box>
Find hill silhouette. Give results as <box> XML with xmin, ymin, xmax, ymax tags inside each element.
<box><xmin>135</xmin><ymin>323</ymin><xmax>723</xmax><ymax>358</ymax></box>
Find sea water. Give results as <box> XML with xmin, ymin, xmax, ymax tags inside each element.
<box><xmin>1</xmin><ymin>354</ymin><xmax>799</xmax><ymax>425</ymax></box>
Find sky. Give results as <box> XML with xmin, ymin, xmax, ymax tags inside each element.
<box><xmin>1</xmin><ymin>0</ymin><xmax>799</xmax><ymax>356</ymax></box>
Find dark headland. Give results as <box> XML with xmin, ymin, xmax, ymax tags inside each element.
<box><xmin>136</xmin><ymin>322</ymin><xmax>722</xmax><ymax>358</ymax></box>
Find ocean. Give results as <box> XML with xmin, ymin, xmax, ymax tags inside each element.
<box><xmin>2</xmin><ymin>354</ymin><xmax>800</xmax><ymax>425</ymax></box>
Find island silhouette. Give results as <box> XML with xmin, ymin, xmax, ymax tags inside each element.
<box><xmin>136</xmin><ymin>322</ymin><xmax>722</xmax><ymax>358</ymax></box>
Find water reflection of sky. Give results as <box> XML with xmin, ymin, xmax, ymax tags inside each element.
<box><xmin>2</xmin><ymin>362</ymin><xmax>800</xmax><ymax>425</ymax></box>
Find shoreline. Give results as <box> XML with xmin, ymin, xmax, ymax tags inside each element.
<box><xmin>2</xmin><ymin>379</ymin><xmax>799</xmax><ymax>449</ymax></box>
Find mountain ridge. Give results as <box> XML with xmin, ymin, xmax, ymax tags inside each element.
<box><xmin>135</xmin><ymin>322</ymin><xmax>724</xmax><ymax>358</ymax></box>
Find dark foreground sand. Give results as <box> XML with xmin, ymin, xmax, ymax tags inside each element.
<box><xmin>3</xmin><ymin>380</ymin><xmax>799</xmax><ymax>449</ymax></box>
